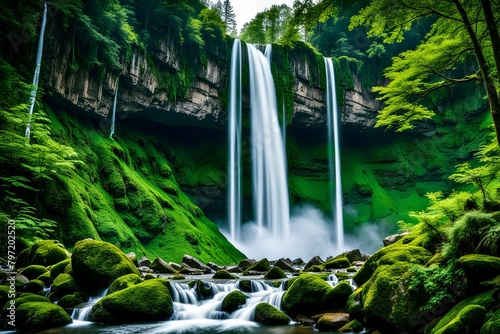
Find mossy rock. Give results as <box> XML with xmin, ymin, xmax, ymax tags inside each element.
<box><xmin>480</xmin><ymin>308</ymin><xmax>500</xmax><ymax>334</ymax></box>
<box><xmin>243</xmin><ymin>258</ymin><xmax>271</xmax><ymax>275</ymax></box>
<box><xmin>51</xmin><ymin>273</ymin><xmax>81</xmax><ymax>298</ymax></box>
<box><xmin>196</xmin><ymin>280</ymin><xmax>213</xmax><ymax>299</ymax></box>
<box><xmin>212</xmin><ymin>270</ymin><xmax>238</xmax><ymax>279</ymax></box>
<box><xmin>16</xmin><ymin>302</ymin><xmax>72</xmax><ymax>331</ymax></box>
<box><xmin>49</xmin><ymin>259</ymin><xmax>71</xmax><ymax>279</ymax></box>
<box><xmin>19</xmin><ymin>265</ymin><xmax>48</xmax><ymax>280</ymax></box>
<box><xmin>430</xmin><ymin>289</ymin><xmax>498</xmax><ymax>333</ymax></box>
<box><xmin>37</xmin><ymin>272</ymin><xmax>53</xmax><ymax>285</ymax></box>
<box><xmin>221</xmin><ymin>290</ymin><xmax>248</xmax><ymax>313</ymax></box>
<box><xmin>144</xmin><ymin>273</ymin><xmax>156</xmax><ymax>280</ymax></box>
<box><xmin>91</xmin><ymin>279</ymin><xmax>173</xmax><ymax>324</ymax></box>
<box><xmin>353</xmin><ymin>244</ymin><xmax>432</xmax><ymax>286</ymax></box>
<box><xmin>71</xmin><ymin>239</ymin><xmax>141</xmax><ymax>291</ymax></box>
<box><xmin>339</xmin><ymin>319</ymin><xmax>364</xmax><ymax>332</ymax></box>
<box><xmin>264</xmin><ymin>266</ymin><xmax>287</xmax><ymax>280</ymax></box>
<box><xmin>16</xmin><ymin>240</ymin><xmax>70</xmax><ymax>268</ymax></box>
<box><xmin>335</xmin><ymin>272</ymin><xmax>350</xmax><ymax>281</ymax></box>
<box><xmin>282</xmin><ymin>274</ymin><xmax>335</xmax><ymax>318</ymax></box>
<box><xmin>24</xmin><ymin>279</ymin><xmax>45</xmax><ymax>294</ymax></box>
<box><xmin>306</xmin><ymin>264</ymin><xmax>324</xmax><ymax>272</ymax></box>
<box><xmin>434</xmin><ymin>305</ymin><xmax>486</xmax><ymax>334</ymax></box>
<box><xmin>362</xmin><ymin>262</ymin><xmax>429</xmax><ymax>333</ymax></box>
<box><xmin>459</xmin><ymin>254</ymin><xmax>500</xmax><ymax>282</ymax></box>
<box><xmin>254</xmin><ymin>302</ymin><xmax>289</xmax><ymax>325</ymax></box>
<box><xmin>171</xmin><ymin>274</ymin><xmax>185</xmax><ymax>280</ymax></box>
<box><xmin>324</xmin><ymin>257</ymin><xmax>351</xmax><ymax>269</ymax></box>
<box><xmin>107</xmin><ymin>273</ymin><xmax>143</xmax><ymax>295</ymax></box>
<box><xmin>57</xmin><ymin>292</ymin><xmax>85</xmax><ymax>308</ymax></box>
<box><xmin>315</xmin><ymin>313</ymin><xmax>351</xmax><ymax>331</ymax></box>
<box><xmin>324</xmin><ymin>281</ymin><xmax>354</xmax><ymax>309</ymax></box>
<box><xmin>239</xmin><ymin>280</ymin><xmax>252</xmax><ymax>292</ymax></box>
<box><xmin>346</xmin><ymin>287</ymin><xmax>363</xmax><ymax>320</ymax></box>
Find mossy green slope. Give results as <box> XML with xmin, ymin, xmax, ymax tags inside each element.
<box><xmin>42</xmin><ymin>105</ymin><xmax>244</xmax><ymax>265</ymax></box>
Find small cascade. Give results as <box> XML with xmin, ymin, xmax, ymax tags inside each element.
<box><xmin>42</xmin><ymin>285</ymin><xmax>51</xmax><ymax>297</ymax></box>
<box><xmin>228</xmin><ymin>39</ymin><xmax>242</xmax><ymax>242</ymax></box>
<box><xmin>109</xmin><ymin>77</ymin><xmax>119</xmax><ymax>140</ymax></box>
<box><xmin>247</xmin><ymin>43</ymin><xmax>290</xmax><ymax>238</ymax></box>
<box><xmin>170</xmin><ymin>283</ymin><xmax>198</xmax><ymax>304</ymax></box>
<box><xmin>326</xmin><ymin>273</ymin><xmax>339</xmax><ymax>287</ymax></box>
<box><xmin>71</xmin><ymin>289</ymin><xmax>108</xmax><ymax>321</ymax></box>
<box><xmin>325</xmin><ymin>57</ymin><xmax>345</xmax><ymax>250</ymax></box>
<box><xmin>25</xmin><ymin>2</ymin><xmax>48</xmax><ymax>139</ymax></box>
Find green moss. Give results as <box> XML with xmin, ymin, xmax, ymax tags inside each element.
<box><xmin>243</xmin><ymin>258</ymin><xmax>271</xmax><ymax>275</ymax></box>
<box><xmin>324</xmin><ymin>281</ymin><xmax>354</xmax><ymax>309</ymax></box>
<box><xmin>282</xmin><ymin>274</ymin><xmax>335</xmax><ymax>318</ymax></box>
<box><xmin>324</xmin><ymin>257</ymin><xmax>350</xmax><ymax>269</ymax></box>
<box><xmin>196</xmin><ymin>280</ymin><xmax>213</xmax><ymax>299</ymax></box>
<box><xmin>16</xmin><ymin>240</ymin><xmax>69</xmax><ymax>268</ymax></box>
<box><xmin>57</xmin><ymin>292</ymin><xmax>85</xmax><ymax>308</ymax></box>
<box><xmin>212</xmin><ymin>270</ymin><xmax>238</xmax><ymax>279</ymax></box>
<box><xmin>434</xmin><ymin>305</ymin><xmax>486</xmax><ymax>334</ymax></box>
<box><xmin>221</xmin><ymin>290</ymin><xmax>248</xmax><ymax>313</ymax></box>
<box><xmin>107</xmin><ymin>273</ymin><xmax>143</xmax><ymax>295</ymax></box>
<box><xmin>481</xmin><ymin>308</ymin><xmax>500</xmax><ymax>334</ymax></box>
<box><xmin>37</xmin><ymin>272</ymin><xmax>53</xmax><ymax>285</ymax></box>
<box><xmin>71</xmin><ymin>239</ymin><xmax>141</xmax><ymax>291</ymax></box>
<box><xmin>16</xmin><ymin>302</ymin><xmax>72</xmax><ymax>331</ymax></box>
<box><xmin>254</xmin><ymin>302</ymin><xmax>290</xmax><ymax>325</ymax></box>
<box><xmin>171</xmin><ymin>274</ymin><xmax>185</xmax><ymax>280</ymax></box>
<box><xmin>91</xmin><ymin>279</ymin><xmax>173</xmax><ymax>324</ymax></box>
<box><xmin>339</xmin><ymin>319</ymin><xmax>364</xmax><ymax>332</ymax></box>
<box><xmin>459</xmin><ymin>254</ymin><xmax>500</xmax><ymax>282</ymax></box>
<box><xmin>24</xmin><ymin>279</ymin><xmax>45</xmax><ymax>294</ymax></box>
<box><xmin>49</xmin><ymin>259</ymin><xmax>71</xmax><ymax>279</ymax></box>
<box><xmin>346</xmin><ymin>287</ymin><xmax>363</xmax><ymax>318</ymax></box>
<box><xmin>264</xmin><ymin>266</ymin><xmax>287</xmax><ymax>280</ymax></box>
<box><xmin>52</xmin><ymin>273</ymin><xmax>81</xmax><ymax>298</ymax></box>
<box><xmin>239</xmin><ymin>280</ymin><xmax>252</xmax><ymax>292</ymax></box>
<box><xmin>19</xmin><ymin>265</ymin><xmax>48</xmax><ymax>280</ymax></box>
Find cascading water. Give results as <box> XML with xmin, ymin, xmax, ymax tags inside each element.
<box><xmin>25</xmin><ymin>2</ymin><xmax>48</xmax><ymax>139</ymax></box>
<box><xmin>109</xmin><ymin>78</ymin><xmax>119</xmax><ymax>140</ymax></box>
<box><xmin>228</xmin><ymin>39</ymin><xmax>242</xmax><ymax>242</ymax></box>
<box><xmin>71</xmin><ymin>289</ymin><xmax>108</xmax><ymax>321</ymax></box>
<box><xmin>247</xmin><ymin>43</ymin><xmax>290</xmax><ymax>238</ymax></box>
<box><xmin>325</xmin><ymin>57</ymin><xmax>344</xmax><ymax>250</ymax></box>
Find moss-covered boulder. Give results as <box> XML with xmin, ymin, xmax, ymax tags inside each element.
<box><xmin>264</xmin><ymin>266</ymin><xmax>287</xmax><ymax>280</ymax></box>
<box><xmin>239</xmin><ymin>280</ymin><xmax>252</xmax><ymax>292</ymax></box>
<box><xmin>315</xmin><ymin>313</ymin><xmax>350</xmax><ymax>331</ymax></box>
<box><xmin>91</xmin><ymin>279</ymin><xmax>173</xmax><ymax>324</ymax></box>
<box><xmin>429</xmin><ymin>289</ymin><xmax>498</xmax><ymax>334</ymax></box>
<box><xmin>353</xmin><ymin>244</ymin><xmax>432</xmax><ymax>286</ymax></box>
<box><xmin>24</xmin><ymin>279</ymin><xmax>45</xmax><ymax>294</ymax></box>
<box><xmin>282</xmin><ymin>274</ymin><xmax>335</xmax><ymax>317</ymax></box>
<box><xmin>459</xmin><ymin>254</ymin><xmax>500</xmax><ymax>282</ymax></box>
<box><xmin>243</xmin><ymin>258</ymin><xmax>271</xmax><ymax>275</ymax></box>
<box><xmin>432</xmin><ymin>305</ymin><xmax>486</xmax><ymax>334</ymax></box>
<box><xmin>324</xmin><ymin>257</ymin><xmax>351</xmax><ymax>269</ymax></box>
<box><xmin>304</xmin><ymin>256</ymin><xmax>325</xmax><ymax>271</ymax></box>
<box><xmin>339</xmin><ymin>319</ymin><xmax>364</xmax><ymax>332</ymax></box>
<box><xmin>16</xmin><ymin>301</ymin><xmax>72</xmax><ymax>331</ymax></box>
<box><xmin>481</xmin><ymin>308</ymin><xmax>500</xmax><ymax>334</ymax></box>
<box><xmin>221</xmin><ymin>290</ymin><xmax>248</xmax><ymax>313</ymax></box>
<box><xmin>150</xmin><ymin>257</ymin><xmax>178</xmax><ymax>274</ymax></box>
<box><xmin>19</xmin><ymin>265</ymin><xmax>48</xmax><ymax>280</ymax></box>
<box><xmin>57</xmin><ymin>292</ymin><xmax>85</xmax><ymax>308</ymax></box>
<box><xmin>49</xmin><ymin>259</ymin><xmax>71</xmax><ymax>279</ymax></box>
<box><xmin>37</xmin><ymin>271</ymin><xmax>53</xmax><ymax>285</ymax></box>
<box><xmin>51</xmin><ymin>273</ymin><xmax>81</xmax><ymax>299</ymax></box>
<box><xmin>212</xmin><ymin>270</ymin><xmax>238</xmax><ymax>279</ymax></box>
<box><xmin>254</xmin><ymin>302</ymin><xmax>289</xmax><ymax>325</ymax></box>
<box><xmin>325</xmin><ymin>281</ymin><xmax>354</xmax><ymax>309</ymax></box>
<box><xmin>71</xmin><ymin>239</ymin><xmax>141</xmax><ymax>291</ymax></box>
<box><xmin>16</xmin><ymin>240</ymin><xmax>70</xmax><ymax>268</ymax></box>
<box><xmin>346</xmin><ymin>287</ymin><xmax>363</xmax><ymax>320</ymax></box>
<box><xmin>196</xmin><ymin>280</ymin><xmax>213</xmax><ymax>299</ymax></box>
<box><xmin>107</xmin><ymin>273</ymin><xmax>143</xmax><ymax>295</ymax></box>
<box><xmin>362</xmin><ymin>262</ymin><xmax>429</xmax><ymax>332</ymax></box>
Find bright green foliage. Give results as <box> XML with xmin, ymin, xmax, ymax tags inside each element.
<box><xmin>254</xmin><ymin>302</ymin><xmax>290</xmax><ymax>325</ymax></box>
<box><xmin>221</xmin><ymin>290</ymin><xmax>248</xmax><ymax>313</ymax></box>
<box><xmin>408</xmin><ymin>261</ymin><xmax>465</xmax><ymax>312</ymax></box>
<box><xmin>240</xmin><ymin>5</ymin><xmax>293</xmax><ymax>44</ymax></box>
<box><xmin>15</xmin><ymin>301</ymin><xmax>72</xmax><ymax>331</ymax></box>
<box><xmin>91</xmin><ymin>279</ymin><xmax>173</xmax><ymax>324</ymax></box>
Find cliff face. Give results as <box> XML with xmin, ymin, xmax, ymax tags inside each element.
<box><xmin>42</xmin><ymin>29</ymin><xmax>380</xmax><ymax>131</ymax></box>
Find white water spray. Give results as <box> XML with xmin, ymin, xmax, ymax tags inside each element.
<box><xmin>247</xmin><ymin>43</ymin><xmax>290</xmax><ymax>238</ymax></box>
<box><xmin>109</xmin><ymin>78</ymin><xmax>119</xmax><ymax>140</ymax></box>
<box><xmin>228</xmin><ymin>39</ymin><xmax>242</xmax><ymax>242</ymax></box>
<box><xmin>25</xmin><ymin>2</ymin><xmax>48</xmax><ymax>139</ymax></box>
<box><xmin>325</xmin><ymin>58</ymin><xmax>344</xmax><ymax>250</ymax></box>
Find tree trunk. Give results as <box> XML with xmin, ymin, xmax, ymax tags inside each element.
<box><xmin>480</xmin><ymin>0</ymin><xmax>500</xmax><ymax>79</ymax></box>
<box><xmin>454</xmin><ymin>0</ymin><xmax>500</xmax><ymax>147</ymax></box>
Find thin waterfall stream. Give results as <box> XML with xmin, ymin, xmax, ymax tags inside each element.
<box><xmin>109</xmin><ymin>78</ymin><xmax>119</xmax><ymax>140</ymax></box>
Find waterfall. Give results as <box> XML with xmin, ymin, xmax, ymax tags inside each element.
<box><xmin>109</xmin><ymin>78</ymin><xmax>119</xmax><ymax>140</ymax></box>
<box><xmin>71</xmin><ymin>289</ymin><xmax>108</xmax><ymax>321</ymax></box>
<box><xmin>25</xmin><ymin>2</ymin><xmax>48</xmax><ymax>139</ymax></box>
<box><xmin>228</xmin><ymin>39</ymin><xmax>242</xmax><ymax>242</ymax></box>
<box><xmin>325</xmin><ymin>58</ymin><xmax>344</xmax><ymax>250</ymax></box>
<box><xmin>247</xmin><ymin>43</ymin><xmax>290</xmax><ymax>238</ymax></box>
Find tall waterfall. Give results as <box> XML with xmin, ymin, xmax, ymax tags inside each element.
<box><xmin>228</xmin><ymin>39</ymin><xmax>242</xmax><ymax>242</ymax></box>
<box><xmin>247</xmin><ymin>44</ymin><xmax>289</xmax><ymax>238</ymax></box>
<box><xmin>25</xmin><ymin>2</ymin><xmax>48</xmax><ymax>139</ymax></box>
<box><xmin>109</xmin><ymin>78</ymin><xmax>119</xmax><ymax>140</ymax></box>
<box><xmin>325</xmin><ymin>58</ymin><xmax>344</xmax><ymax>250</ymax></box>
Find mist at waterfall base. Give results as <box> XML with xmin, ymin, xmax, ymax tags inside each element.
<box><xmin>221</xmin><ymin>205</ymin><xmax>388</xmax><ymax>260</ymax></box>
